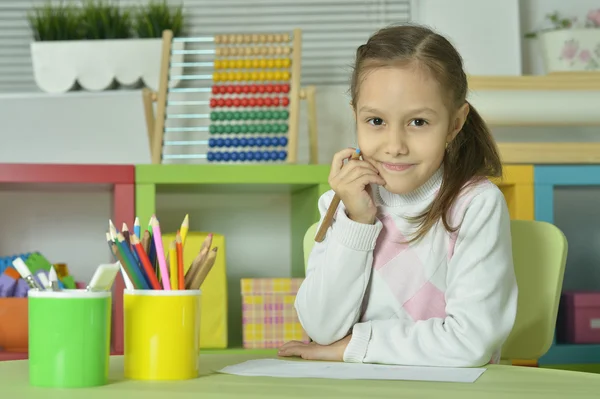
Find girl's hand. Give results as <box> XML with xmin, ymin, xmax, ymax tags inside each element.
<box><xmin>277</xmin><ymin>335</ymin><xmax>352</xmax><ymax>361</ymax></box>
<box><xmin>329</xmin><ymin>148</ymin><xmax>385</xmax><ymax>225</ymax></box>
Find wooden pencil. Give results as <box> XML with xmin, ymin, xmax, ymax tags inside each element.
<box><xmin>314</xmin><ymin>148</ymin><xmax>361</xmax><ymax>242</ymax></box>
<box><xmin>189</xmin><ymin>247</ymin><xmax>218</xmax><ymax>290</ymax></box>
<box><xmin>184</xmin><ymin>233</ymin><xmax>213</xmax><ymax>286</ymax></box>
<box><xmin>141</xmin><ymin>230</ymin><xmax>150</xmax><ymax>254</ymax></box>
<box><xmin>184</xmin><ymin>246</ymin><xmax>209</xmax><ymax>288</ymax></box>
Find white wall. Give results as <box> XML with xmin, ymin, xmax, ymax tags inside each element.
<box><xmin>411</xmin><ymin>0</ymin><xmax>523</xmax><ymax>75</ymax></box>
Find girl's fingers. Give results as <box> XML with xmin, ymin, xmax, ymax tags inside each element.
<box><xmin>354</xmin><ymin>174</ymin><xmax>386</xmax><ymax>188</ymax></box>
<box><xmin>329</xmin><ymin>148</ymin><xmax>358</xmax><ymax>175</ymax></box>
<box><xmin>337</xmin><ymin>162</ymin><xmax>379</xmax><ymax>182</ymax></box>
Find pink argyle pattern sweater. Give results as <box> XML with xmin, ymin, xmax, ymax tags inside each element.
<box><xmin>295</xmin><ymin>167</ymin><xmax>518</xmax><ymax>367</ymax></box>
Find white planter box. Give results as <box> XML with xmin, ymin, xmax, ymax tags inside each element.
<box><xmin>30</xmin><ymin>38</ymin><xmax>184</xmax><ymax>93</ymax></box>
<box><xmin>538</xmin><ymin>29</ymin><xmax>600</xmax><ymax>72</ymax></box>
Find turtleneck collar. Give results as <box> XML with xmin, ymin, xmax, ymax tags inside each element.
<box><xmin>374</xmin><ymin>167</ymin><xmax>443</xmax><ymax>207</ymax></box>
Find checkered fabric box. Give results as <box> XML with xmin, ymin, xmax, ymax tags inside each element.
<box><xmin>241</xmin><ymin>278</ymin><xmax>309</xmax><ymax>349</ymax></box>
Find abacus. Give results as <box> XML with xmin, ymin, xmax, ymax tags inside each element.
<box><xmin>143</xmin><ymin>29</ymin><xmax>318</xmax><ymax>165</ymax></box>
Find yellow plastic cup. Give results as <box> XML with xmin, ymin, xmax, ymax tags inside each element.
<box><xmin>123</xmin><ymin>289</ymin><xmax>201</xmax><ymax>380</ymax></box>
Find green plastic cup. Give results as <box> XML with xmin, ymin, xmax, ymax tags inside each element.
<box><xmin>28</xmin><ymin>289</ymin><xmax>112</xmax><ymax>388</ymax></box>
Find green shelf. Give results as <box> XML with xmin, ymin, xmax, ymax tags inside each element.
<box><xmin>136</xmin><ymin>164</ymin><xmax>331</xmax><ymax>274</ymax></box>
<box><xmin>136</xmin><ymin>164</ymin><xmax>330</xmax><ymax>185</ymax></box>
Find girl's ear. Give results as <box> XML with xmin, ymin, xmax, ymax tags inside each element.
<box><xmin>448</xmin><ymin>102</ymin><xmax>469</xmax><ymax>141</ymax></box>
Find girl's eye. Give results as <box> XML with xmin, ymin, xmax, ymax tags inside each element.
<box><xmin>409</xmin><ymin>118</ymin><xmax>427</xmax><ymax>127</ymax></box>
<box><xmin>368</xmin><ymin>117</ymin><xmax>384</xmax><ymax>126</ymax></box>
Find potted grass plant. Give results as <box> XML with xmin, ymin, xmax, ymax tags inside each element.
<box><xmin>28</xmin><ymin>0</ymin><xmax>185</xmax><ymax>93</ymax></box>
<box><xmin>526</xmin><ymin>9</ymin><xmax>600</xmax><ymax>72</ymax></box>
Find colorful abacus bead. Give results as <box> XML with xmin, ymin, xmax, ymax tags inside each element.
<box><xmin>206</xmin><ymin>150</ymin><xmax>287</xmax><ymax>162</ymax></box>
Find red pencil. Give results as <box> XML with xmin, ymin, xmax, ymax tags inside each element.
<box><xmin>130</xmin><ymin>233</ymin><xmax>161</xmax><ymax>290</ymax></box>
<box><xmin>176</xmin><ymin>232</ymin><xmax>184</xmax><ymax>290</ymax></box>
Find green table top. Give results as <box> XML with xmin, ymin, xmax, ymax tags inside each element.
<box><xmin>2</xmin><ymin>353</ymin><xmax>600</xmax><ymax>398</ymax></box>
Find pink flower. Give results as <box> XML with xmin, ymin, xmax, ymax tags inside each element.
<box><xmin>587</xmin><ymin>9</ymin><xmax>600</xmax><ymax>26</ymax></box>
<box><xmin>579</xmin><ymin>49</ymin><xmax>592</xmax><ymax>62</ymax></box>
<box><xmin>561</xmin><ymin>40</ymin><xmax>579</xmax><ymax>60</ymax></box>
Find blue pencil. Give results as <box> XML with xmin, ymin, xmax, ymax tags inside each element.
<box><xmin>134</xmin><ymin>217</ymin><xmax>141</xmax><ymax>239</ymax></box>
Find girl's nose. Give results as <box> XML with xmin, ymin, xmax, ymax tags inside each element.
<box><xmin>385</xmin><ymin>131</ymin><xmax>409</xmax><ymax>156</ymax></box>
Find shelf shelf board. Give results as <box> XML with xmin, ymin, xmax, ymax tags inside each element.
<box><xmin>498</xmin><ymin>143</ymin><xmax>600</xmax><ymax>164</ymax></box>
<box><xmin>136</xmin><ymin>164</ymin><xmax>331</xmax><ymax>186</ymax></box>
<box><xmin>540</xmin><ymin>343</ymin><xmax>600</xmax><ymax>365</ymax></box>
<box><xmin>0</xmin><ymin>163</ymin><xmax>134</xmax><ymax>184</ymax></box>
<box><xmin>469</xmin><ymin>73</ymin><xmax>600</xmax><ymax>91</ymax></box>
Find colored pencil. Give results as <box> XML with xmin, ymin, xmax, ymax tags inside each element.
<box><xmin>141</xmin><ymin>230</ymin><xmax>150</xmax><ymax>254</ymax></box>
<box><xmin>180</xmin><ymin>214</ymin><xmax>189</xmax><ymax>247</ymax></box>
<box><xmin>152</xmin><ymin>216</ymin><xmax>171</xmax><ymax>290</ymax></box>
<box><xmin>133</xmin><ymin>217</ymin><xmax>141</xmax><ymax>239</ymax></box>
<box><xmin>169</xmin><ymin>240</ymin><xmax>178</xmax><ymax>289</ymax></box>
<box><xmin>122</xmin><ymin>222</ymin><xmax>131</xmax><ymax>246</ymax></box>
<box><xmin>130</xmin><ymin>234</ymin><xmax>161</xmax><ymax>290</ymax></box>
<box><xmin>190</xmin><ymin>247</ymin><xmax>218</xmax><ymax>290</ymax></box>
<box><xmin>147</xmin><ymin>216</ymin><xmax>157</xmax><ymax>273</ymax></box>
<box><xmin>184</xmin><ymin>233</ymin><xmax>213</xmax><ymax>278</ymax></box>
<box><xmin>176</xmin><ymin>233</ymin><xmax>184</xmax><ymax>290</ymax></box>
<box><xmin>108</xmin><ymin>220</ymin><xmax>118</xmax><ymax>240</ymax></box>
<box><xmin>107</xmin><ymin>237</ymin><xmax>135</xmax><ymax>289</ymax></box>
<box><xmin>116</xmin><ymin>234</ymin><xmax>148</xmax><ymax>289</ymax></box>
<box><xmin>184</xmin><ymin>234</ymin><xmax>213</xmax><ymax>287</ymax></box>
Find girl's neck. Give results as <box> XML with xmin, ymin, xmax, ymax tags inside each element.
<box><xmin>375</xmin><ymin>167</ymin><xmax>443</xmax><ymax>207</ymax></box>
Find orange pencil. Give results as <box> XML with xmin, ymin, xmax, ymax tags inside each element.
<box><xmin>130</xmin><ymin>234</ymin><xmax>161</xmax><ymax>290</ymax></box>
<box><xmin>176</xmin><ymin>233</ymin><xmax>184</xmax><ymax>290</ymax></box>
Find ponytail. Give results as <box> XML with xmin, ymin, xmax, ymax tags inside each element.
<box><xmin>407</xmin><ymin>102</ymin><xmax>502</xmax><ymax>242</ymax></box>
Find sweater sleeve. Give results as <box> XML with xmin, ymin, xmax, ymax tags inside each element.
<box><xmin>343</xmin><ymin>186</ymin><xmax>518</xmax><ymax>367</ymax></box>
<box><xmin>294</xmin><ymin>189</ymin><xmax>383</xmax><ymax>345</ymax></box>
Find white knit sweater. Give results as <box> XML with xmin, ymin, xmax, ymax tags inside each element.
<box><xmin>295</xmin><ymin>168</ymin><xmax>518</xmax><ymax>367</ymax></box>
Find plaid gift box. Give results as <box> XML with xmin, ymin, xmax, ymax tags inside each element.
<box><xmin>241</xmin><ymin>278</ymin><xmax>309</xmax><ymax>349</ymax></box>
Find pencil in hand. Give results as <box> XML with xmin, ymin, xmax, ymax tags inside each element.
<box><xmin>314</xmin><ymin>148</ymin><xmax>361</xmax><ymax>242</ymax></box>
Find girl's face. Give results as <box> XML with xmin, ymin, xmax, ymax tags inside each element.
<box><xmin>354</xmin><ymin>65</ymin><xmax>468</xmax><ymax>195</ymax></box>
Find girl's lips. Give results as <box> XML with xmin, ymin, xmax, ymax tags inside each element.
<box><xmin>381</xmin><ymin>162</ymin><xmax>414</xmax><ymax>172</ymax></box>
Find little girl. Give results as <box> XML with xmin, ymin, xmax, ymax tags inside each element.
<box><xmin>278</xmin><ymin>24</ymin><xmax>518</xmax><ymax>367</ymax></box>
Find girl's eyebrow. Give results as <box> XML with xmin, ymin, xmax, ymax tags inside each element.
<box><xmin>358</xmin><ymin>106</ymin><xmax>383</xmax><ymax>114</ymax></box>
<box><xmin>406</xmin><ymin>107</ymin><xmax>438</xmax><ymax>115</ymax></box>
<box><xmin>358</xmin><ymin>106</ymin><xmax>438</xmax><ymax>115</ymax></box>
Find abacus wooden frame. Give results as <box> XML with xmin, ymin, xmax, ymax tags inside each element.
<box><xmin>144</xmin><ymin>29</ymin><xmax>318</xmax><ymax>165</ymax></box>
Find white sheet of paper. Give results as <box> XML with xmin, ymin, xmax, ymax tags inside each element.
<box><xmin>219</xmin><ymin>359</ymin><xmax>486</xmax><ymax>383</ymax></box>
